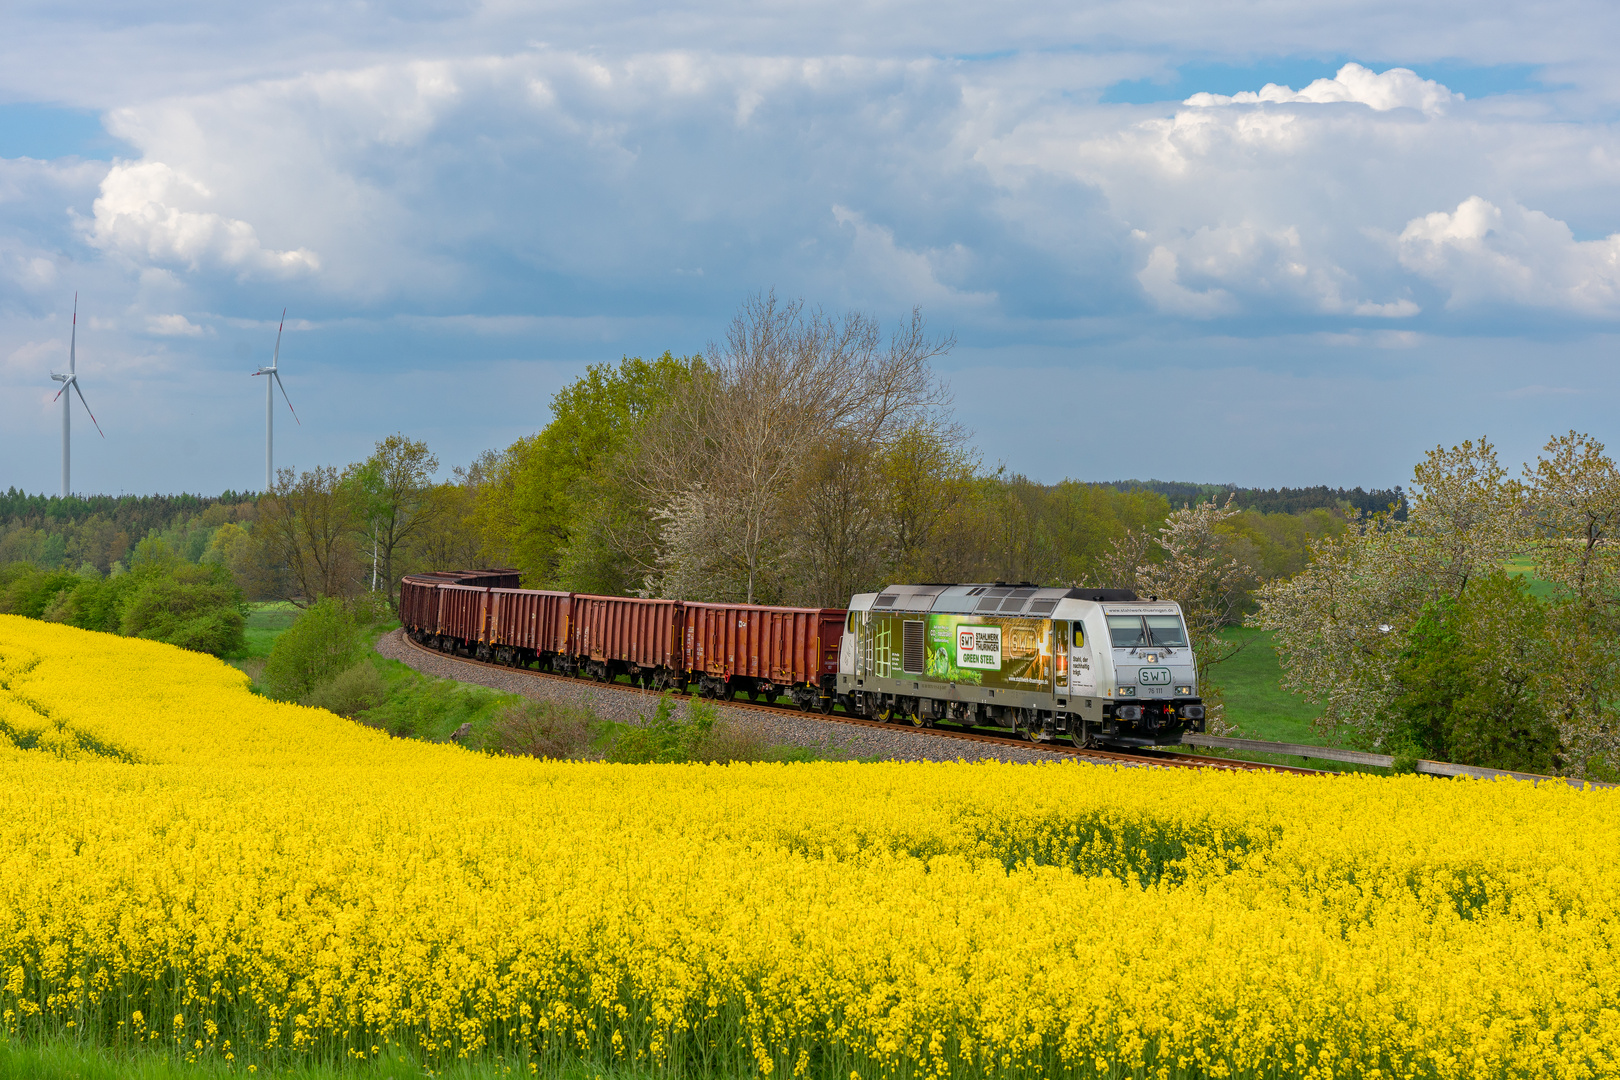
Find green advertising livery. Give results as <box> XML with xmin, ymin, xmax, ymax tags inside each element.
<box><xmin>836</xmin><ymin>583</ymin><xmax>1206</xmax><ymax>747</ymax></box>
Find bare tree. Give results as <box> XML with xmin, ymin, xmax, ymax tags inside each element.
<box><xmin>638</xmin><ymin>292</ymin><xmax>954</xmax><ymax>603</ymax></box>
<box><xmin>256</xmin><ymin>466</ymin><xmax>361</xmax><ymax>605</ymax></box>
<box><xmin>789</xmin><ymin>432</ymin><xmax>887</xmax><ymax>606</ymax></box>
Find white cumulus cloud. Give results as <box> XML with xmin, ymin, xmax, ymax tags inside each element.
<box><xmin>1183</xmin><ymin>63</ymin><xmax>1459</xmax><ymax>115</ymax></box>
<box><xmin>145</xmin><ymin>313</ymin><xmax>208</xmax><ymax>336</ymax></box>
<box><xmin>1398</xmin><ymin>196</ymin><xmax>1620</xmax><ymax>312</ymax></box>
<box><xmin>85</xmin><ymin>160</ymin><xmax>320</xmax><ymax>276</ymax></box>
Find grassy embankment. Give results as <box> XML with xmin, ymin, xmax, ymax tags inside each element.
<box><xmin>1196</xmin><ymin>627</ymin><xmax>1386</xmax><ymax>773</ymax></box>
<box><xmin>239</xmin><ymin>603</ymin><xmax>850</xmax><ymax>759</ymax></box>
<box><xmin>234</xmin><ymin>602</ymin><xmax>520</xmax><ymax>743</ymax></box>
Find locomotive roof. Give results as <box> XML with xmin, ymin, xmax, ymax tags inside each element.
<box><xmin>871</xmin><ymin>583</ymin><xmax>1138</xmax><ymax>617</ymax></box>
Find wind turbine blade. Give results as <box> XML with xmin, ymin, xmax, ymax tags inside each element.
<box><xmin>52</xmin><ymin>383</ymin><xmax>67</xmax><ymax>403</ymax></box>
<box><xmin>72</xmin><ymin>381</ymin><xmax>105</xmax><ymax>438</ymax></box>
<box><xmin>274</xmin><ymin>370</ymin><xmax>300</xmax><ymax>425</ymax></box>
<box><xmin>70</xmin><ymin>293</ymin><xmax>78</xmax><ymax>374</ymax></box>
<box><xmin>272</xmin><ymin>307</ymin><xmax>285</xmax><ymax>367</ymax></box>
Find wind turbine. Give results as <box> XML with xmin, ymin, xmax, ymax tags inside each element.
<box><xmin>251</xmin><ymin>309</ymin><xmax>300</xmax><ymax>492</ymax></box>
<box><xmin>49</xmin><ymin>293</ymin><xmax>104</xmax><ymax>498</ymax></box>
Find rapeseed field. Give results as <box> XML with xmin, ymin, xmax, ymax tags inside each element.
<box><xmin>0</xmin><ymin>615</ymin><xmax>1616</xmax><ymax>1079</ymax></box>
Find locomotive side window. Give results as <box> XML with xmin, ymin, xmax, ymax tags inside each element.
<box><xmin>1107</xmin><ymin>615</ymin><xmax>1146</xmax><ymax>647</ymax></box>
<box><xmin>1072</xmin><ymin>621</ymin><xmax>1085</xmax><ymax>647</ymax></box>
<box><xmin>1145</xmin><ymin>615</ymin><xmax>1187</xmax><ymax>647</ymax></box>
<box><xmin>847</xmin><ymin>611</ymin><xmax>857</xmax><ymax>632</ymax></box>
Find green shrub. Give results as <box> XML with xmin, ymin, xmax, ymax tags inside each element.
<box><xmin>605</xmin><ymin>696</ymin><xmax>774</xmax><ymax>764</ymax></box>
<box><xmin>359</xmin><ymin>676</ymin><xmax>512</xmax><ymax>740</ymax></box>
<box><xmin>1383</xmin><ymin>571</ymin><xmax>1561</xmax><ymax>773</ymax></box>
<box><xmin>117</xmin><ymin>564</ymin><xmax>246</xmax><ymax>656</ymax></box>
<box><xmin>0</xmin><ymin>565</ymin><xmax>80</xmax><ymax>619</ymax></box>
<box><xmin>40</xmin><ymin>574</ymin><xmax>140</xmax><ymax>634</ymax></box>
<box><xmin>302</xmin><ymin>662</ymin><xmax>390</xmax><ymax>718</ymax></box>
<box><xmin>259</xmin><ymin>599</ymin><xmax>363</xmax><ymax>700</ymax></box>
<box><xmin>481</xmin><ymin>699</ymin><xmax>603</xmax><ymax>759</ymax></box>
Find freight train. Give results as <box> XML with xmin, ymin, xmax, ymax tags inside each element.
<box><xmin>399</xmin><ymin>571</ymin><xmax>1206</xmax><ymax>747</ymax></box>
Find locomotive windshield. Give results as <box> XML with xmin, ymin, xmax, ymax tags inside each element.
<box><xmin>1108</xmin><ymin>613</ymin><xmax>1189</xmax><ymax>648</ymax></box>
<box><xmin>1146</xmin><ymin>615</ymin><xmax>1187</xmax><ymax>647</ymax></box>
<box><xmin>1107</xmin><ymin>616</ymin><xmax>1147</xmax><ymax>647</ymax></box>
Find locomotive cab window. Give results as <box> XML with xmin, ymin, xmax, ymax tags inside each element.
<box><xmin>847</xmin><ymin>611</ymin><xmax>858</xmax><ymax>632</ymax></box>
<box><xmin>1072</xmin><ymin>621</ymin><xmax>1085</xmax><ymax>647</ymax></box>
<box><xmin>1107</xmin><ymin>615</ymin><xmax>1147</xmax><ymax>647</ymax></box>
<box><xmin>1145</xmin><ymin>615</ymin><xmax>1187</xmax><ymax>647</ymax></box>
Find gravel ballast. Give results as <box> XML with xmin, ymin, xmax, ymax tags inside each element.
<box><xmin>375</xmin><ymin>629</ymin><xmax>1071</xmax><ymax>763</ymax></box>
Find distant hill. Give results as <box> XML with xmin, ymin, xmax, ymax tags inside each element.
<box><xmin>1102</xmin><ymin>480</ymin><xmax>1407</xmax><ymax>521</ymax></box>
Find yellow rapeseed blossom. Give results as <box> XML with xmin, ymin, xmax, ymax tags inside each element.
<box><xmin>0</xmin><ymin>615</ymin><xmax>1616</xmax><ymax>1078</ymax></box>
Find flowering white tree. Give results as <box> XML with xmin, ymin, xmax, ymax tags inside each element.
<box><xmin>1102</xmin><ymin>496</ymin><xmax>1252</xmax><ymax>733</ymax></box>
<box><xmin>1252</xmin><ymin>438</ymin><xmax>1527</xmax><ymax>746</ymax></box>
<box><xmin>1253</xmin><ymin>434</ymin><xmax>1620</xmax><ymax>777</ymax></box>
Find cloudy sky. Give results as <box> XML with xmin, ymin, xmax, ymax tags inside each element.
<box><xmin>2</xmin><ymin>0</ymin><xmax>1616</xmax><ymax>496</ymax></box>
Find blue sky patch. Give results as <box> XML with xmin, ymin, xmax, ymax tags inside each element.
<box><xmin>1101</xmin><ymin>58</ymin><xmax>1547</xmax><ymax>105</ymax></box>
<box><xmin>0</xmin><ymin>103</ymin><xmax>131</xmax><ymax>160</ymax></box>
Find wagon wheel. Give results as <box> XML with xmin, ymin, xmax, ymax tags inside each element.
<box><xmin>818</xmin><ymin>695</ymin><xmax>834</xmax><ymax>715</ymax></box>
<box><xmin>795</xmin><ymin>692</ymin><xmax>811</xmax><ymax>713</ymax></box>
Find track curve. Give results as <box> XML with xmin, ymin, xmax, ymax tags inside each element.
<box><xmin>399</xmin><ymin>633</ymin><xmax>1324</xmax><ymax>777</ymax></box>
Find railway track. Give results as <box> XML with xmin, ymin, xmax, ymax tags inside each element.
<box><xmin>400</xmin><ymin>633</ymin><xmax>1323</xmax><ymax>777</ymax></box>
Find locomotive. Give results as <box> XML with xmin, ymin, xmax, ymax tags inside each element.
<box><xmin>398</xmin><ymin>572</ymin><xmax>1206</xmax><ymax>747</ymax></box>
<box><xmin>839</xmin><ymin>583</ymin><xmax>1205</xmax><ymax>747</ymax></box>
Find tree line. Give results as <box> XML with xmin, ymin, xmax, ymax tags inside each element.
<box><xmin>32</xmin><ymin>293</ymin><xmax>1561</xmax><ymax>771</ymax></box>
<box><xmin>1103</xmin><ymin>480</ymin><xmax>1408</xmax><ymax>520</ymax></box>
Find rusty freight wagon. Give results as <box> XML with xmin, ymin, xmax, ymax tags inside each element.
<box><xmin>485</xmin><ymin>588</ymin><xmax>571</xmax><ymax>667</ymax></box>
<box><xmin>436</xmin><ymin>583</ymin><xmax>493</xmax><ymax>653</ymax></box>
<box><xmin>568</xmin><ymin>594</ymin><xmax>684</xmax><ymax>686</ymax></box>
<box><xmin>399</xmin><ymin>569</ymin><xmax>522</xmax><ymax>655</ymax></box>
<box><xmin>682</xmin><ymin>603</ymin><xmax>845</xmax><ymax>710</ymax></box>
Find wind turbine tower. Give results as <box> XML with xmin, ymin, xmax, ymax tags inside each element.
<box><xmin>49</xmin><ymin>293</ymin><xmax>104</xmax><ymax>498</ymax></box>
<box><xmin>252</xmin><ymin>309</ymin><xmax>300</xmax><ymax>492</ymax></box>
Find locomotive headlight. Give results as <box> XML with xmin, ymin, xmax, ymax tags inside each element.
<box><xmin>1116</xmin><ymin>686</ymin><xmax>1136</xmax><ymax>697</ymax></box>
<box><xmin>1175</xmin><ymin>685</ymin><xmax>1192</xmax><ymax>696</ymax></box>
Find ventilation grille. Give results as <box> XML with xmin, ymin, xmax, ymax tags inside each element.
<box><xmin>875</xmin><ymin>595</ymin><xmax>897</xmax><ymax>607</ymax></box>
<box><xmin>997</xmin><ymin>589</ymin><xmax>1038</xmax><ymax>613</ymax></box>
<box><xmin>902</xmin><ymin>620</ymin><xmax>925</xmax><ymax>674</ymax></box>
<box><xmin>1029</xmin><ymin>599</ymin><xmax>1058</xmax><ymax>615</ymax></box>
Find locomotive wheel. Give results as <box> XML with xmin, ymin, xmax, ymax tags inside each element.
<box><xmin>819</xmin><ymin>696</ymin><xmax>834</xmax><ymax>715</ymax></box>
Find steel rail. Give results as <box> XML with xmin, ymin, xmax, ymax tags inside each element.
<box><xmin>399</xmin><ymin>633</ymin><xmax>1323</xmax><ymax>776</ymax></box>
